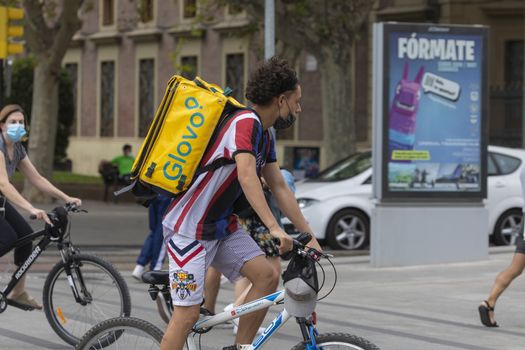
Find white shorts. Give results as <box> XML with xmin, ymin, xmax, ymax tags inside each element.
<box><xmin>165</xmin><ymin>228</ymin><xmax>264</xmax><ymax>306</ymax></box>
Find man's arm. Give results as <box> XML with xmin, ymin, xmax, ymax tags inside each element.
<box><xmin>262</xmin><ymin>162</ymin><xmax>322</xmax><ymax>251</ymax></box>
<box><xmin>235</xmin><ymin>153</ymin><xmax>293</xmax><ymax>253</ymax></box>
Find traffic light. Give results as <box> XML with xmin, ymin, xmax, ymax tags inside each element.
<box><xmin>0</xmin><ymin>6</ymin><xmax>24</xmax><ymax>59</ymax></box>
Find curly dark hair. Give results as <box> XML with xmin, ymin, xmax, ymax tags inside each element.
<box><xmin>245</xmin><ymin>56</ymin><xmax>298</xmax><ymax>106</ymax></box>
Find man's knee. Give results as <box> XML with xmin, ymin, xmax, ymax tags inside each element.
<box><xmin>171</xmin><ymin>305</ymin><xmax>200</xmax><ymax>330</ymax></box>
<box><xmin>252</xmin><ymin>263</ymin><xmax>280</xmax><ymax>290</ymax></box>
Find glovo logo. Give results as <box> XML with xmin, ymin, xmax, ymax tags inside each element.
<box><xmin>163</xmin><ymin>97</ymin><xmax>205</xmax><ymax>180</ymax></box>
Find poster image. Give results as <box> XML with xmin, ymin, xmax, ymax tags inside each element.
<box><xmin>293</xmin><ymin>147</ymin><xmax>320</xmax><ymax>179</ymax></box>
<box><xmin>379</xmin><ymin>23</ymin><xmax>488</xmax><ymax>199</ymax></box>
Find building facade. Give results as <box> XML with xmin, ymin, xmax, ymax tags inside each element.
<box><xmin>63</xmin><ymin>0</ymin><xmax>330</xmax><ymax>176</ymax></box>
<box><xmin>63</xmin><ymin>0</ymin><xmax>523</xmax><ymax>176</ymax></box>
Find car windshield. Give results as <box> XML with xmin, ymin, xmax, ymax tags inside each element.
<box><xmin>308</xmin><ymin>152</ymin><xmax>372</xmax><ymax>182</ymax></box>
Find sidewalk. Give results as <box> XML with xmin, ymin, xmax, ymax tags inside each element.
<box><xmin>1</xmin><ymin>249</ymin><xmax>525</xmax><ymax>349</ymax></box>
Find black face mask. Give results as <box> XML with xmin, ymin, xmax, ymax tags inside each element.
<box><xmin>274</xmin><ymin>98</ymin><xmax>297</xmax><ymax>130</ymax></box>
<box><xmin>273</xmin><ymin>113</ymin><xmax>296</xmax><ymax>130</ymax></box>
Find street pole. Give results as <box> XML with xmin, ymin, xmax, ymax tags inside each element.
<box><xmin>264</xmin><ymin>0</ymin><xmax>275</xmax><ymax>60</ymax></box>
<box><xmin>265</xmin><ymin>0</ymin><xmax>277</xmax><ymax>140</ymax></box>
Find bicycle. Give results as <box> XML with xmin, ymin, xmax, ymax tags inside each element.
<box><xmin>75</xmin><ymin>233</ymin><xmax>380</xmax><ymax>350</ymax></box>
<box><xmin>0</xmin><ymin>203</ymin><xmax>131</xmax><ymax>346</ymax></box>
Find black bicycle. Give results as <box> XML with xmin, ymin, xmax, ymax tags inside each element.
<box><xmin>0</xmin><ymin>203</ymin><xmax>131</xmax><ymax>346</ymax></box>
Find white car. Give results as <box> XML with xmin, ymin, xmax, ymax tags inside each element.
<box><xmin>284</xmin><ymin>145</ymin><xmax>525</xmax><ymax>250</ymax></box>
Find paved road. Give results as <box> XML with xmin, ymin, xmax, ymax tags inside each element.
<box><xmin>1</xmin><ymin>200</ymin><xmax>524</xmax><ymax>349</ymax></box>
<box><xmin>1</xmin><ymin>248</ymin><xmax>524</xmax><ymax>350</ymax></box>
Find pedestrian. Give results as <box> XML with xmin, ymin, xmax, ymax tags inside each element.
<box><xmin>111</xmin><ymin>144</ymin><xmax>134</xmax><ymax>183</ymax></box>
<box><xmin>160</xmin><ymin>56</ymin><xmax>321</xmax><ymax>350</ymax></box>
<box><xmin>132</xmin><ymin>194</ymin><xmax>172</xmax><ymax>280</ymax></box>
<box><xmin>0</xmin><ymin>104</ymin><xmax>82</xmax><ymax>310</ymax></box>
<box><xmin>479</xmin><ymin>165</ymin><xmax>525</xmax><ymax>327</ymax></box>
<box><xmin>223</xmin><ymin>172</ymin><xmax>297</xmax><ymax>335</ymax></box>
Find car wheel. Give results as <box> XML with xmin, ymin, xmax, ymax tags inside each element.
<box><xmin>326</xmin><ymin>209</ymin><xmax>369</xmax><ymax>250</ymax></box>
<box><xmin>493</xmin><ymin>209</ymin><xmax>523</xmax><ymax>246</ymax></box>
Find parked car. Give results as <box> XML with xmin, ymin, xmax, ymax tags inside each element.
<box><xmin>284</xmin><ymin>145</ymin><xmax>525</xmax><ymax>250</ymax></box>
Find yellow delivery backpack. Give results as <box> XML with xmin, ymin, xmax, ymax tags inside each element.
<box><xmin>116</xmin><ymin>75</ymin><xmax>245</xmax><ymax>200</ymax></box>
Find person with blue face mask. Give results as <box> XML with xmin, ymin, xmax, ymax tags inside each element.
<box><xmin>0</xmin><ymin>104</ymin><xmax>82</xmax><ymax>310</ymax></box>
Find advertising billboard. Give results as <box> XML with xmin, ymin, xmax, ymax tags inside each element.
<box><xmin>373</xmin><ymin>23</ymin><xmax>488</xmax><ymax>200</ymax></box>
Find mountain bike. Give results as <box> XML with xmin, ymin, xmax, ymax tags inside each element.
<box><xmin>0</xmin><ymin>203</ymin><xmax>131</xmax><ymax>346</ymax></box>
<box><xmin>75</xmin><ymin>233</ymin><xmax>380</xmax><ymax>350</ymax></box>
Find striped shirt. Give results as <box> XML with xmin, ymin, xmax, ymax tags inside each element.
<box><xmin>163</xmin><ymin>110</ymin><xmax>277</xmax><ymax>241</ymax></box>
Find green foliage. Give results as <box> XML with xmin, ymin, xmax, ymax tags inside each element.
<box><xmin>5</xmin><ymin>57</ymin><xmax>76</xmax><ymax>164</ymax></box>
<box><xmin>12</xmin><ymin>171</ymin><xmax>102</xmax><ymax>184</ymax></box>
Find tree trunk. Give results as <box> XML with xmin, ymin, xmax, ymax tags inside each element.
<box><xmin>319</xmin><ymin>53</ymin><xmax>356</xmax><ymax>166</ymax></box>
<box><xmin>22</xmin><ymin>61</ymin><xmax>59</xmax><ymax>203</ymax></box>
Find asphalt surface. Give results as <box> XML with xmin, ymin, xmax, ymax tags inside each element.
<box><xmin>0</xmin><ymin>200</ymin><xmax>524</xmax><ymax>349</ymax></box>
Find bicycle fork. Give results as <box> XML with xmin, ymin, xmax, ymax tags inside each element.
<box><xmin>297</xmin><ymin>315</ymin><xmax>320</xmax><ymax>350</ymax></box>
<box><xmin>59</xmin><ymin>249</ymin><xmax>92</xmax><ymax>305</ymax></box>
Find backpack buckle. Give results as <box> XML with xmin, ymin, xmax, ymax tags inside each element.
<box><xmin>176</xmin><ymin>175</ymin><xmax>187</xmax><ymax>191</ymax></box>
<box><xmin>146</xmin><ymin>163</ymin><xmax>156</xmax><ymax>178</ymax></box>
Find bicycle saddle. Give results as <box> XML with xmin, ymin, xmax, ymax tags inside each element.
<box><xmin>142</xmin><ymin>270</ymin><xmax>169</xmax><ymax>285</ymax></box>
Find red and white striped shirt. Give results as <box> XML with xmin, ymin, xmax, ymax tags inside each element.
<box><xmin>162</xmin><ymin>110</ymin><xmax>276</xmax><ymax>241</ymax></box>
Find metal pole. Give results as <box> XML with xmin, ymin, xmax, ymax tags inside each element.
<box><xmin>264</xmin><ymin>0</ymin><xmax>275</xmax><ymax>60</ymax></box>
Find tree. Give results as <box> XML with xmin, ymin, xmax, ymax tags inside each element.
<box><xmin>217</xmin><ymin>0</ymin><xmax>375</xmax><ymax>165</ymax></box>
<box><xmin>21</xmin><ymin>0</ymin><xmax>84</xmax><ymax>201</ymax></box>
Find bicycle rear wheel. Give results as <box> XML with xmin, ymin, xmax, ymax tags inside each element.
<box><xmin>291</xmin><ymin>332</ymin><xmax>380</xmax><ymax>350</ymax></box>
<box><xmin>75</xmin><ymin>317</ymin><xmax>163</xmax><ymax>350</ymax></box>
<box><xmin>43</xmin><ymin>253</ymin><xmax>131</xmax><ymax>345</ymax></box>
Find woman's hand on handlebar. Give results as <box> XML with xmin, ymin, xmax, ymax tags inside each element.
<box><xmin>269</xmin><ymin>227</ymin><xmax>293</xmax><ymax>255</ymax></box>
<box><xmin>29</xmin><ymin>207</ymin><xmax>52</xmax><ymax>225</ymax></box>
<box><xmin>65</xmin><ymin>196</ymin><xmax>82</xmax><ymax>207</ymax></box>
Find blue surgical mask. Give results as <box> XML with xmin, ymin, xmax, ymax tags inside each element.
<box><xmin>6</xmin><ymin>124</ymin><xmax>26</xmax><ymax>142</ymax></box>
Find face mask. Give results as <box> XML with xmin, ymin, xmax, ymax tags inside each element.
<box><xmin>274</xmin><ymin>98</ymin><xmax>297</xmax><ymax>130</ymax></box>
<box><xmin>273</xmin><ymin>113</ymin><xmax>296</xmax><ymax>130</ymax></box>
<box><xmin>6</xmin><ymin>124</ymin><xmax>26</xmax><ymax>142</ymax></box>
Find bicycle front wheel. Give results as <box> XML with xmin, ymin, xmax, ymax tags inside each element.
<box><xmin>291</xmin><ymin>332</ymin><xmax>380</xmax><ymax>350</ymax></box>
<box><xmin>75</xmin><ymin>317</ymin><xmax>164</xmax><ymax>350</ymax></box>
<box><xmin>43</xmin><ymin>253</ymin><xmax>131</xmax><ymax>345</ymax></box>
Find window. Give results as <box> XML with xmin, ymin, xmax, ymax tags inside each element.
<box><xmin>139</xmin><ymin>0</ymin><xmax>154</xmax><ymax>23</ymax></box>
<box><xmin>225</xmin><ymin>53</ymin><xmax>244</xmax><ymax>102</ymax></box>
<box><xmin>102</xmin><ymin>0</ymin><xmax>114</xmax><ymax>26</ymax></box>
<box><xmin>488</xmin><ymin>155</ymin><xmax>498</xmax><ymax>176</ymax></box>
<box><xmin>64</xmin><ymin>63</ymin><xmax>78</xmax><ymax>136</ymax></box>
<box><xmin>227</xmin><ymin>4</ymin><xmax>243</xmax><ymax>16</ymax></box>
<box><xmin>100</xmin><ymin>61</ymin><xmax>115</xmax><ymax>137</ymax></box>
<box><xmin>180</xmin><ymin>56</ymin><xmax>198</xmax><ymax>80</ymax></box>
<box><xmin>310</xmin><ymin>152</ymin><xmax>372</xmax><ymax>182</ymax></box>
<box><xmin>183</xmin><ymin>0</ymin><xmax>197</xmax><ymax>19</ymax></box>
<box><xmin>139</xmin><ymin>59</ymin><xmax>155</xmax><ymax>137</ymax></box>
<box><xmin>505</xmin><ymin>40</ymin><xmax>524</xmax><ymax>85</ymax></box>
<box><xmin>491</xmin><ymin>152</ymin><xmax>521</xmax><ymax>175</ymax></box>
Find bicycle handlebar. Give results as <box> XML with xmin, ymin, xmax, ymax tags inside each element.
<box><xmin>277</xmin><ymin>232</ymin><xmax>330</xmax><ymax>262</ymax></box>
<box><xmin>29</xmin><ymin>203</ymin><xmax>87</xmax><ymax>220</ymax></box>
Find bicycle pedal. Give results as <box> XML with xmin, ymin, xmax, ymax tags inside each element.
<box><xmin>6</xmin><ymin>299</ymin><xmax>35</xmax><ymax>311</ymax></box>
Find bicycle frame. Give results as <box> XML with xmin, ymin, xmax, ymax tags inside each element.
<box><xmin>0</xmin><ymin>213</ymin><xmax>90</xmax><ymax>311</ymax></box>
<box><xmin>1</xmin><ymin>227</ymin><xmax>51</xmax><ymax>298</ymax></box>
<box><xmin>186</xmin><ymin>290</ymin><xmax>311</xmax><ymax>350</ymax></box>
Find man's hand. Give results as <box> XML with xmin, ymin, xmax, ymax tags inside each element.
<box><xmin>269</xmin><ymin>226</ymin><xmax>293</xmax><ymax>255</ymax></box>
<box><xmin>306</xmin><ymin>235</ymin><xmax>323</xmax><ymax>252</ymax></box>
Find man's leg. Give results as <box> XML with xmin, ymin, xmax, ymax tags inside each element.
<box><xmin>203</xmin><ymin>266</ymin><xmax>221</xmax><ymax>313</ymax></box>
<box><xmin>161</xmin><ymin>305</ymin><xmax>200</xmax><ymax>350</ymax></box>
<box><xmin>162</xmin><ymin>230</ymin><xmax>215</xmax><ymax>350</ymax></box>
<box><xmin>235</xmin><ymin>255</ymin><xmax>279</xmax><ymax>344</ymax></box>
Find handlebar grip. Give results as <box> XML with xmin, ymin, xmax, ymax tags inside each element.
<box><xmin>277</xmin><ymin>232</ymin><xmax>313</xmax><ymax>260</ymax></box>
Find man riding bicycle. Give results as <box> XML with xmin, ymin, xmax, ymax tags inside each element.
<box><xmin>0</xmin><ymin>104</ymin><xmax>81</xmax><ymax>310</ymax></box>
<box><xmin>160</xmin><ymin>57</ymin><xmax>321</xmax><ymax>350</ymax></box>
